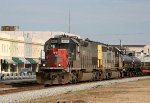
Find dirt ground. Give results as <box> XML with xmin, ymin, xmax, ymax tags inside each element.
<box><xmin>21</xmin><ymin>79</ymin><xmax>150</xmax><ymax>103</ymax></box>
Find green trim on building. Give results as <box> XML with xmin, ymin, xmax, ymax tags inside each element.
<box><xmin>12</xmin><ymin>57</ymin><xmax>23</xmax><ymax>64</ymax></box>
<box><xmin>26</xmin><ymin>58</ymin><xmax>37</xmax><ymax>64</ymax></box>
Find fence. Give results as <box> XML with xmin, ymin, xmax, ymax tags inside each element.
<box><xmin>0</xmin><ymin>73</ymin><xmax>36</xmax><ymax>80</ymax></box>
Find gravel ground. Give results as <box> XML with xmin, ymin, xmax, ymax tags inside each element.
<box><xmin>36</xmin><ymin>77</ymin><xmax>150</xmax><ymax>103</ymax></box>
<box><xmin>0</xmin><ymin>76</ymin><xmax>150</xmax><ymax>103</ymax></box>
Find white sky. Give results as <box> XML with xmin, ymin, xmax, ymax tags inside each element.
<box><xmin>0</xmin><ymin>0</ymin><xmax>150</xmax><ymax>45</ymax></box>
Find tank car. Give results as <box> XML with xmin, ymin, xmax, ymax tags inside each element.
<box><xmin>36</xmin><ymin>35</ymin><xmax>123</xmax><ymax>85</ymax></box>
<box><xmin>130</xmin><ymin>56</ymin><xmax>141</xmax><ymax>75</ymax></box>
<box><xmin>121</xmin><ymin>54</ymin><xmax>141</xmax><ymax>76</ymax></box>
<box><xmin>121</xmin><ymin>55</ymin><xmax>133</xmax><ymax>76</ymax></box>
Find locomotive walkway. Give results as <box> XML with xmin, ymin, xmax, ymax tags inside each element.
<box><xmin>0</xmin><ymin>76</ymin><xmax>150</xmax><ymax>103</ymax></box>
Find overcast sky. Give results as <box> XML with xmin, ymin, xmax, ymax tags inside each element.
<box><xmin>0</xmin><ymin>0</ymin><xmax>150</xmax><ymax>45</ymax></box>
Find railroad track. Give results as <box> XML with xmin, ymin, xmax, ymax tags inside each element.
<box><xmin>0</xmin><ymin>76</ymin><xmax>146</xmax><ymax>95</ymax></box>
<box><xmin>0</xmin><ymin>79</ymin><xmax>77</xmax><ymax>95</ymax></box>
<box><xmin>0</xmin><ymin>80</ymin><xmax>40</xmax><ymax>95</ymax></box>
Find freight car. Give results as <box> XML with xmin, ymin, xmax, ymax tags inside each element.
<box><xmin>36</xmin><ymin>35</ymin><xmax>141</xmax><ymax>86</ymax></box>
<box><xmin>121</xmin><ymin>53</ymin><xmax>141</xmax><ymax>76</ymax></box>
<box><xmin>140</xmin><ymin>55</ymin><xmax>150</xmax><ymax>75</ymax></box>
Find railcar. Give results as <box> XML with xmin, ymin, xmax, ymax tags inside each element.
<box><xmin>36</xmin><ymin>35</ymin><xmax>141</xmax><ymax>86</ymax></box>
<box><xmin>121</xmin><ymin>54</ymin><xmax>141</xmax><ymax>76</ymax></box>
<box><xmin>140</xmin><ymin>56</ymin><xmax>150</xmax><ymax>75</ymax></box>
<box><xmin>130</xmin><ymin>56</ymin><xmax>141</xmax><ymax>75</ymax></box>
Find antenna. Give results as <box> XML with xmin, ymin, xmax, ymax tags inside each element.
<box><xmin>68</xmin><ymin>9</ymin><xmax>70</xmax><ymax>33</ymax></box>
<box><xmin>120</xmin><ymin>40</ymin><xmax>121</xmax><ymax>50</ymax></box>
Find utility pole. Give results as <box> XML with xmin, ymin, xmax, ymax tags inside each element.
<box><xmin>120</xmin><ymin>40</ymin><xmax>121</xmax><ymax>50</ymax></box>
<box><xmin>119</xmin><ymin>40</ymin><xmax>122</xmax><ymax>68</ymax></box>
<box><xmin>68</xmin><ymin>10</ymin><xmax>70</xmax><ymax>33</ymax></box>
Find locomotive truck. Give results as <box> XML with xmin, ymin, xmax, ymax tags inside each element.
<box><xmin>36</xmin><ymin>35</ymin><xmax>141</xmax><ymax>86</ymax></box>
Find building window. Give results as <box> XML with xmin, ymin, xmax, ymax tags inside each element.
<box><xmin>1</xmin><ymin>60</ymin><xmax>9</xmax><ymax>72</ymax></box>
<box><xmin>2</xmin><ymin>44</ymin><xmax>3</xmax><ymax>53</ymax></box>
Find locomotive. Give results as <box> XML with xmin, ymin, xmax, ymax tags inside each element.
<box><xmin>36</xmin><ymin>35</ymin><xmax>141</xmax><ymax>86</ymax></box>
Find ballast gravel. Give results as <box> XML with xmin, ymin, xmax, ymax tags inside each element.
<box><xmin>0</xmin><ymin>76</ymin><xmax>150</xmax><ymax>103</ymax></box>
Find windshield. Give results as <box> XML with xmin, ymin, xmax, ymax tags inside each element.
<box><xmin>49</xmin><ymin>43</ymin><xmax>69</xmax><ymax>49</ymax></box>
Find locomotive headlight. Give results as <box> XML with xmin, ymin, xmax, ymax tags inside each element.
<box><xmin>43</xmin><ymin>64</ymin><xmax>45</xmax><ymax>66</ymax></box>
<box><xmin>53</xmin><ymin>52</ymin><xmax>57</xmax><ymax>54</ymax></box>
<box><xmin>58</xmin><ymin>64</ymin><xmax>61</xmax><ymax>67</ymax></box>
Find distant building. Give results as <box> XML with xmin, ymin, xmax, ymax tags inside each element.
<box><xmin>1</xmin><ymin>26</ymin><xmax>19</xmax><ymax>31</ymax></box>
<box><xmin>112</xmin><ymin>45</ymin><xmax>150</xmax><ymax>57</ymax></box>
<box><xmin>144</xmin><ymin>45</ymin><xmax>150</xmax><ymax>55</ymax></box>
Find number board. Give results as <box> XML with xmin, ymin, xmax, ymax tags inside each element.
<box><xmin>51</xmin><ymin>40</ymin><xmax>57</xmax><ymax>43</ymax></box>
<box><xmin>61</xmin><ymin>40</ymin><xmax>70</xmax><ymax>43</ymax></box>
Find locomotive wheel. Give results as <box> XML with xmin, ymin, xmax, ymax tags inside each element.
<box><xmin>71</xmin><ymin>71</ymin><xmax>78</xmax><ymax>84</ymax></box>
<box><xmin>92</xmin><ymin>71</ymin><xmax>102</xmax><ymax>81</ymax></box>
<box><xmin>108</xmin><ymin>72</ymin><xmax>112</xmax><ymax>79</ymax></box>
<box><xmin>104</xmin><ymin>72</ymin><xmax>111</xmax><ymax>80</ymax></box>
<box><xmin>98</xmin><ymin>71</ymin><xmax>103</xmax><ymax>81</ymax></box>
<box><xmin>72</xmin><ymin>78</ymin><xmax>77</xmax><ymax>84</ymax></box>
<box><xmin>59</xmin><ymin>73</ymin><xmax>70</xmax><ymax>84</ymax></box>
<box><xmin>69</xmin><ymin>76</ymin><xmax>77</xmax><ymax>84</ymax></box>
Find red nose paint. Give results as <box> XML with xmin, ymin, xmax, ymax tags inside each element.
<box><xmin>45</xmin><ymin>48</ymin><xmax>67</xmax><ymax>68</ymax></box>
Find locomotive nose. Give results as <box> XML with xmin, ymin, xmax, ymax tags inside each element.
<box><xmin>46</xmin><ymin>48</ymin><xmax>67</xmax><ymax>68</ymax></box>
